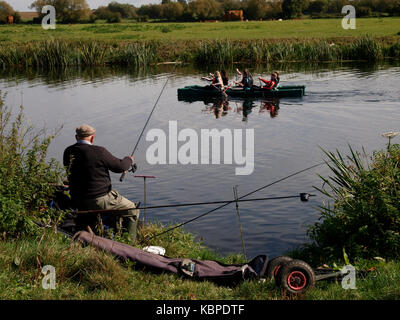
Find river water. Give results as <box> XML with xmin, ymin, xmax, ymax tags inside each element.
<box><xmin>1</xmin><ymin>62</ymin><xmax>399</xmax><ymax>259</ymax></box>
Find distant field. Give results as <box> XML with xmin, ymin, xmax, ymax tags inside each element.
<box><xmin>1</xmin><ymin>18</ymin><xmax>399</xmax><ymax>43</ymax></box>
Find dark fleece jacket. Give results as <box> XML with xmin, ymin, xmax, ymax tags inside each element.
<box><xmin>63</xmin><ymin>143</ymin><xmax>132</xmax><ymax>201</ymax></box>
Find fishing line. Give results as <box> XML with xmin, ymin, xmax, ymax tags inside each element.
<box><xmin>137</xmin><ymin>194</ymin><xmax>315</xmax><ymax>210</ymax></box>
<box><xmin>119</xmin><ymin>70</ymin><xmax>175</xmax><ymax>182</ymax></box>
<box><xmin>144</xmin><ymin>161</ymin><xmax>328</xmax><ymax>243</ymax></box>
<box><xmin>74</xmin><ymin>194</ymin><xmax>316</xmax><ymax>215</ymax></box>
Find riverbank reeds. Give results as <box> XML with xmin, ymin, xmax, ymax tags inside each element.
<box><xmin>193</xmin><ymin>37</ymin><xmax>396</xmax><ymax>65</ymax></box>
<box><xmin>0</xmin><ymin>37</ymin><xmax>398</xmax><ymax>70</ymax></box>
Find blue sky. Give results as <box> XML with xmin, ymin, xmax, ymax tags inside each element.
<box><xmin>7</xmin><ymin>1</ymin><xmax>159</xmax><ymax>11</ymax></box>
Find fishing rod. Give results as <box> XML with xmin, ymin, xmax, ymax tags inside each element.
<box><xmin>119</xmin><ymin>72</ymin><xmax>173</xmax><ymax>182</ymax></box>
<box><xmin>145</xmin><ymin>161</ymin><xmax>328</xmax><ymax>243</ymax></box>
<box><xmin>73</xmin><ymin>193</ymin><xmax>315</xmax><ymax>215</ymax></box>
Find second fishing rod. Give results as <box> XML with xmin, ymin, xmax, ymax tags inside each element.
<box><xmin>144</xmin><ymin>160</ymin><xmax>328</xmax><ymax>243</ymax></box>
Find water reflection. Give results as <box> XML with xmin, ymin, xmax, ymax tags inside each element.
<box><xmin>199</xmin><ymin>98</ymin><xmax>230</xmax><ymax>119</ymax></box>
<box><xmin>259</xmin><ymin>99</ymin><xmax>280</xmax><ymax>118</ymax></box>
<box><xmin>200</xmin><ymin>97</ymin><xmax>280</xmax><ymax>121</ymax></box>
<box><xmin>1</xmin><ymin>60</ymin><xmax>398</xmax><ymax>88</ymax></box>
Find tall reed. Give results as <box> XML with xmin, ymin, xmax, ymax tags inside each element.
<box><xmin>0</xmin><ymin>37</ymin><xmax>395</xmax><ymax>70</ymax></box>
<box><xmin>110</xmin><ymin>42</ymin><xmax>159</xmax><ymax>68</ymax></box>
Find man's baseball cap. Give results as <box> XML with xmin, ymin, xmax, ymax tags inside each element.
<box><xmin>76</xmin><ymin>124</ymin><xmax>96</xmax><ymax>138</ymax></box>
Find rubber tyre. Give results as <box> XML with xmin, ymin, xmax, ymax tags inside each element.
<box><xmin>278</xmin><ymin>259</ymin><xmax>316</xmax><ymax>294</ymax></box>
<box><xmin>266</xmin><ymin>256</ymin><xmax>293</xmax><ymax>280</ymax></box>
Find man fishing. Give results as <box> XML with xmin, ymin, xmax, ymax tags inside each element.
<box><xmin>63</xmin><ymin>124</ymin><xmax>140</xmax><ymax>243</ymax></box>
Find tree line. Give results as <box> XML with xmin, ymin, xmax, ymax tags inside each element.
<box><xmin>1</xmin><ymin>0</ymin><xmax>399</xmax><ymax>24</ymax></box>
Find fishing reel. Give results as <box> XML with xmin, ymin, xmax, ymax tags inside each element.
<box><xmin>119</xmin><ymin>163</ymin><xmax>137</xmax><ymax>182</ymax></box>
<box><xmin>129</xmin><ymin>163</ymin><xmax>138</xmax><ymax>174</ymax></box>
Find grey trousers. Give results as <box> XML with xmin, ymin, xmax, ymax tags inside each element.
<box><xmin>77</xmin><ymin>190</ymin><xmax>140</xmax><ymax>242</ymax></box>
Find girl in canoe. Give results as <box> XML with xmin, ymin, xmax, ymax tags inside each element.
<box><xmin>273</xmin><ymin>71</ymin><xmax>280</xmax><ymax>88</ymax></box>
<box><xmin>235</xmin><ymin>68</ymin><xmax>253</xmax><ymax>90</ymax></box>
<box><xmin>259</xmin><ymin>73</ymin><xmax>277</xmax><ymax>90</ymax></box>
<box><xmin>202</xmin><ymin>71</ymin><xmax>224</xmax><ymax>90</ymax></box>
<box><xmin>221</xmin><ymin>70</ymin><xmax>229</xmax><ymax>86</ymax></box>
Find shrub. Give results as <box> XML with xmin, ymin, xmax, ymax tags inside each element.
<box><xmin>308</xmin><ymin>143</ymin><xmax>400</xmax><ymax>261</ymax></box>
<box><xmin>107</xmin><ymin>12</ymin><xmax>122</xmax><ymax>23</ymax></box>
<box><xmin>357</xmin><ymin>6</ymin><xmax>372</xmax><ymax>17</ymax></box>
<box><xmin>0</xmin><ymin>92</ymin><xmax>65</xmax><ymax>237</ymax></box>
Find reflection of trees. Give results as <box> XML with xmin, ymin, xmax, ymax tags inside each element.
<box><xmin>0</xmin><ymin>60</ymin><xmax>397</xmax><ymax>88</ymax></box>
<box><xmin>0</xmin><ymin>65</ymin><xmax>174</xmax><ymax>87</ymax></box>
<box><xmin>200</xmin><ymin>60</ymin><xmax>396</xmax><ymax>79</ymax></box>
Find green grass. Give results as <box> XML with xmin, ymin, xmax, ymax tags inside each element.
<box><xmin>0</xmin><ymin>18</ymin><xmax>399</xmax><ymax>43</ymax></box>
<box><xmin>0</xmin><ymin>223</ymin><xmax>399</xmax><ymax>300</ymax></box>
<box><xmin>0</xmin><ymin>18</ymin><xmax>398</xmax><ymax>68</ymax></box>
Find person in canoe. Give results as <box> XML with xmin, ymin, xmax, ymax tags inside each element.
<box><xmin>201</xmin><ymin>71</ymin><xmax>225</xmax><ymax>91</ymax></box>
<box><xmin>63</xmin><ymin>124</ymin><xmax>140</xmax><ymax>243</ymax></box>
<box><xmin>259</xmin><ymin>73</ymin><xmax>277</xmax><ymax>90</ymax></box>
<box><xmin>235</xmin><ymin>68</ymin><xmax>253</xmax><ymax>90</ymax></box>
<box><xmin>273</xmin><ymin>71</ymin><xmax>280</xmax><ymax>88</ymax></box>
<box><xmin>221</xmin><ymin>70</ymin><xmax>229</xmax><ymax>86</ymax></box>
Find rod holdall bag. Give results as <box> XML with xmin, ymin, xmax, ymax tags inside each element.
<box><xmin>75</xmin><ymin>231</ymin><xmax>268</xmax><ymax>284</ymax></box>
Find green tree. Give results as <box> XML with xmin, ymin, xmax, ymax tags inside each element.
<box><xmin>30</xmin><ymin>0</ymin><xmax>91</xmax><ymax>23</ymax></box>
<box><xmin>326</xmin><ymin>0</ymin><xmax>346</xmax><ymax>14</ymax></box>
<box><xmin>137</xmin><ymin>4</ymin><xmax>163</xmax><ymax>19</ymax></box>
<box><xmin>188</xmin><ymin>0</ymin><xmax>223</xmax><ymax>20</ymax></box>
<box><xmin>0</xmin><ymin>1</ymin><xmax>14</xmax><ymax>23</ymax></box>
<box><xmin>357</xmin><ymin>5</ymin><xmax>373</xmax><ymax>16</ymax></box>
<box><xmin>307</xmin><ymin>0</ymin><xmax>328</xmax><ymax>14</ymax></box>
<box><xmin>245</xmin><ymin>0</ymin><xmax>267</xmax><ymax>20</ymax></box>
<box><xmin>282</xmin><ymin>0</ymin><xmax>307</xmax><ymax>18</ymax></box>
<box><xmin>220</xmin><ymin>0</ymin><xmax>242</xmax><ymax>11</ymax></box>
<box><xmin>161</xmin><ymin>2</ymin><xmax>185</xmax><ymax>20</ymax></box>
<box><xmin>107</xmin><ymin>1</ymin><xmax>137</xmax><ymax>19</ymax></box>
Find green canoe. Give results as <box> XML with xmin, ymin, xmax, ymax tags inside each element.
<box><xmin>177</xmin><ymin>85</ymin><xmax>305</xmax><ymax>100</ymax></box>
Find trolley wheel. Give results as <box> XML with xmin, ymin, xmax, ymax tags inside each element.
<box><xmin>277</xmin><ymin>259</ymin><xmax>316</xmax><ymax>294</ymax></box>
<box><xmin>266</xmin><ymin>256</ymin><xmax>293</xmax><ymax>280</ymax></box>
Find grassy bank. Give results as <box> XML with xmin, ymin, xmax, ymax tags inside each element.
<box><xmin>1</xmin><ymin>18</ymin><xmax>399</xmax><ymax>42</ymax></box>
<box><xmin>0</xmin><ymin>37</ymin><xmax>399</xmax><ymax>70</ymax></box>
<box><xmin>1</xmin><ymin>224</ymin><xmax>399</xmax><ymax>300</ymax></box>
<box><xmin>0</xmin><ymin>18</ymin><xmax>399</xmax><ymax>68</ymax></box>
